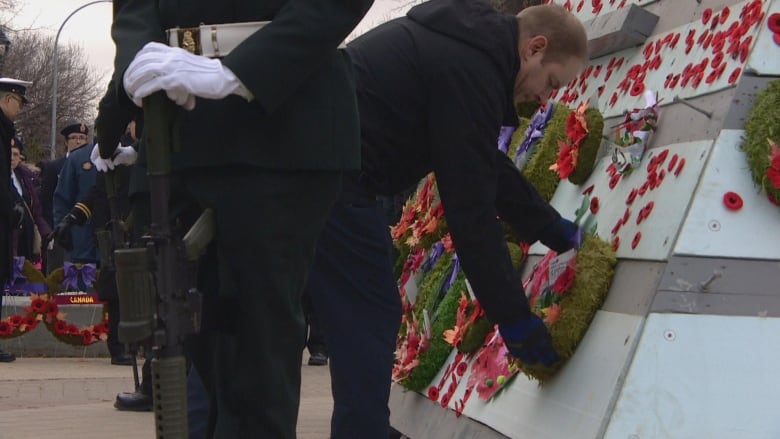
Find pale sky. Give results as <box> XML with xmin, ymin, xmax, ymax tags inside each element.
<box><xmin>9</xmin><ymin>0</ymin><xmax>416</xmax><ymax>92</ymax></box>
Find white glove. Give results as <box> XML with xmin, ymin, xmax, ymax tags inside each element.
<box><xmin>113</xmin><ymin>145</ymin><xmax>138</xmax><ymax>167</ymax></box>
<box><xmin>123</xmin><ymin>42</ymin><xmax>253</xmax><ymax>110</ymax></box>
<box><xmin>90</xmin><ymin>143</ymin><xmax>115</xmax><ymax>172</ymax></box>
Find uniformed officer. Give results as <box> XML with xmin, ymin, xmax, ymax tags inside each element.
<box><xmin>94</xmin><ymin>2</ymin><xmax>375</xmax><ymax>437</ymax></box>
<box><xmin>0</xmin><ymin>77</ymin><xmax>32</xmax><ymax>363</ymax></box>
<box><xmin>52</xmin><ymin>123</ymin><xmax>98</xmax><ymax>264</ymax></box>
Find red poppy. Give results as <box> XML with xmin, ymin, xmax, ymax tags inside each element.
<box><xmin>612</xmin><ymin>236</ymin><xmax>620</xmax><ymax>252</ymax></box>
<box><xmin>611</xmin><ymin>219</ymin><xmax>622</xmax><ymax>236</ymax></box>
<box><xmin>53</xmin><ymin>320</ymin><xmax>68</xmax><ymax>334</ymax></box>
<box><xmin>590</xmin><ymin>197</ymin><xmax>600</xmax><ymax>214</ymax></box>
<box><xmin>769</xmin><ymin>13</ymin><xmax>780</xmax><ymax>33</ymax></box>
<box><xmin>582</xmin><ymin>184</ymin><xmax>595</xmax><ymax>195</ymax></box>
<box><xmin>622</xmin><ymin>207</ymin><xmax>631</xmax><ymax>225</ymax></box>
<box><xmin>631</xmin><ymin>231</ymin><xmax>642</xmax><ymax>250</ymax></box>
<box><xmin>68</xmin><ymin>324</ymin><xmax>80</xmax><ymax>336</ymax></box>
<box><xmin>0</xmin><ymin>321</ymin><xmax>11</xmax><ymax>336</ymax></box>
<box><xmin>81</xmin><ymin>330</ymin><xmax>94</xmax><ymax>345</ymax></box>
<box><xmin>630</xmin><ymin>81</ymin><xmax>645</xmax><ymax>96</ymax></box>
<box><xmin>456</xmin><ymin>361</ymin><xmax>468</xmax><ymax>376</ymax></box>
<box><xmin>668</xmin><ymin>154</ymin><xmax>679</xmax><ymax>172</ymax></box>
<box><xmin>674</xmin><ymin>158</ymin><xmax>686</xmax><ymax>176</ymax></box>
<box><xmin>702</xmin><ymin>8</ymin><xmax>712</xmax><ymax>25</ymax></box>
<box><xmin>774</xmin><ymin>33</ymin><xmax>780</xmax><ymax>46</ymax></box>
<box><xmin>728</xmin><ymin>67</ymin><xmax>741</xmax><ymax>84</ymax></box>
<box><xmin>720</xmin><ymin>6</ymin><xmax>730</xmax><ymax>23</ymax></box>
<box><xmin>552</xmin><ymin>141</ymin><xmax>578</xmax><ymax>179</ymax></box>
<box><xmin>30</xmin><ymin>298</ymin><xmax>47</xmax><ymax>313</ymax></box>
<box><xmin>23</xmin><ymin>316</ymin><xmax>38</xmax><ymax>329</ymax></box>
<box><xmin>440</xmin><ymin>392</ymin><xmax>452</xmax><ymax>408</ymax></box>
<box><xmin>723</xmin><ymin>192</ymin><xmax>744</xmax><ymax>210</ymax></box>
<box><xmin>428</xmin><ymin>386</ymin><xmax>440</xmax><ymax>401</ymax></box>
<box><xmin>608</xmin><ymin>173</ymin><xmax>621</xmax><ymax>190</ymax></box>
<box><xmin>671</xmin><ymin>32</ymin><xmax>681</xmax><ymax>48</ymax></box>
<box><xmin>9</xmin><ymin>315</ymin><xmax>22</xmax><ymax>327</ymax></box>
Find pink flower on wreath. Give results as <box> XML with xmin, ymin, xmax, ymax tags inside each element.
<box><xmin>543</xmin><ymin>303</ymin><xmax>562</xmax><ymax>324</ymax></box>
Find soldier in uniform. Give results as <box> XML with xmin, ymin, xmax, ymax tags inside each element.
<box><xmin>94</xmin><ymin>2</ymin><xmax>375</xmax><ymax>437</ymax></box>
<box><xmin>0</xmin><ymin>77</ymin><xmax>32</xmax><ymax>363</ymax></box>
<box><xmin>52</xmin><ymin>123</ymin><xmax>98</xmax><ymax>265</ymax></box>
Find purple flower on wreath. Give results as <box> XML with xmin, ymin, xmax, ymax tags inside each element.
<box><xmin>515</xmin><ymin>103</ymin><xmax>554</xmax><ymax>168</ymax></box>
<box><xmin>497</xmin><ymin>126</ymin><xmax>517</xmax><ymax>154</ymax></box>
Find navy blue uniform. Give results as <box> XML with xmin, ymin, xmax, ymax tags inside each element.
<box><xmin>53</xmin><ymin>143</ymin><xmax>98</xmax><ymax>263</ymax></box>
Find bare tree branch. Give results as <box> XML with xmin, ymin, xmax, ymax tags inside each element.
<box><xmin>2</xmin><ymin>30</ymin><xmax>105</xmax><ymax>163</ymax></box>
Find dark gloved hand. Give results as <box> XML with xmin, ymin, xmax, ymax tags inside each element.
<box><xmin>539</xmin><ymin>217</ymin><xmax>582</xmax><ymax>253</ymax></box>
<box><xmin>499</xmin><ymin>314</ymin><xmax>560</xmax><ymax>366</ymax></box>
<box><xmin>48</xmin><ymin>212</ymin><xmax>77</xmax><ymax>251</ymax></box>
<box><xmin>11</xmin><ymin>202</ymin><xmax>25</xmax><ymax>228</ymax></box>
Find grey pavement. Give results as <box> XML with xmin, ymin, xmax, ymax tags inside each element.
<box><xmin>0</xmin><ymin>355</ymin><xmax>333</xmax><ymax>439</ymax></box>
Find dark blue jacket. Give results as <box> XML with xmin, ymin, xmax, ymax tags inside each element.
<box><xmin>53</xmin><ymin>143</ymin><xmax>98</xmax><ymax>263</ymax></box>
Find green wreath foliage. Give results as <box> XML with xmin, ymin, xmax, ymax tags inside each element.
<box><xmin>517</xmin><ymin>235</ymin><xmax>616</xmax><ymax>383</ymax></box>
<box><xmin>410</xmin><ymin>252</ymin><xmax>454</xmax><ymax>330</ymax></box>
<box><xmin>743</xmin><ymin>79</ymin><xmax>780</xmax><ymax>202</ymax></box>
<box><xmin>402</xmin><ymin>272</ymin><xmax>466</xmax><ymax>392</ymax></box>
<box><xmin>568</xmin><ymin>107</ymin><xmax>605</xmax><ymax>185</ymax></box>
<box><xmin>522</xmin><ymin>104</ymin><xmax>570</xmax><ymax>201</ymax></box>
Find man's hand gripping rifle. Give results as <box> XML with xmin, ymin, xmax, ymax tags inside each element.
<box><xmin>114</xmin><ymin>92</ymin><xmax>214</xmax><ymax>438</ymax></box>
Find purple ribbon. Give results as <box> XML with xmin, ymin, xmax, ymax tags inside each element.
<box><xmin>497</xmin><ymin>126</ymin><xmax>517</xmax><ymax>154</ymax></box>
<box><xmin>421</xmin><ymin>242</ymin><xmax>445</xmax><ymax>273</ymax></box>
<box><xmin>9</xmin><ymin>257</ymin><xmax>26</xmax><ymax>286</ymax></box>
<box><xmin>62</xmin><ymin>262</ymin><xmax>97</xmax><ymax>290</ymax></box>
<box><xmin>441</xmin><ymin>254</ymin><xmax>461</xmax><ymax>292</ymax></box>
<box><xmin>515</xmin><ymin>103</ymin><xmax>554</xmax><ymax>168</ymax></box>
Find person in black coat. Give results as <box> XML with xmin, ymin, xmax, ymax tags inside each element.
<box><xmin>304</xmin><ymin>2</ymin><xmax>589</xmax><ymax>436</ymax></box>
<box><xmin>0</xmin><ymin>77</ymin><xmax>33</xmax><ymax>363</ymax></box>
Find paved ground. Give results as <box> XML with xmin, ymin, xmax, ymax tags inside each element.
<box><xmin>0</xmin><ymin>355</ymin><xmax>333</xmax><ymax>439</ymax></box>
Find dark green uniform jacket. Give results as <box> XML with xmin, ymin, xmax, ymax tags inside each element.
<box><xmin>95</xmin><ymin>0</ymin><xmax>374</xmax><ymax>173</ymax></box>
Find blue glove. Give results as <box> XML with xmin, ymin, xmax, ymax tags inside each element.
<box><xmin>539</xmin><ymin>217</ymin><xmax>582</xmax><ymax>252</ymax></box>
<box><xmin>499</xmin><ymin>314</ymin><xmax>560</xmax><ymax>366</ymax></box>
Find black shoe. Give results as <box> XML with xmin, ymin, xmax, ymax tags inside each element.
<box><xmin>0</xmin><ymin>350</ymin><xmax>16</xmax><ymax>363</ymax></box>
<box><xmin>308</xmin><ymin>352</ymin><xmax>328</xmax><ymax>366</ymax></box>
<box><xmin>114</xmin><ymin>390</ymin><xmax>153</xmax><ymax>412</ymax></box>
<box><xmin>111</xmin><ymin>353</ymin><xmax>135</xmax><ymax>366</ymax></box>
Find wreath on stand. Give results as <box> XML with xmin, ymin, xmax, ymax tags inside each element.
<box><xmin>0</xmin><ymin>258</ymin><xmax>109</xmax><ymax>346</ymax></box>
<box><xmin>743</xmin><ymin>79</ymin><xmax>780</xmax><ymax>206</ymax></box>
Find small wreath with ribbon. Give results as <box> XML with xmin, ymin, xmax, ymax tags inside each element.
<box><xmin>1</xmin><ymin>258</ymin><xmax>108</xmax><ymax>346</ymax></box>
<box><xmin>743</xmin><ymin>79</ymin><xmax>780</xmax><ymax>206</ymax></box>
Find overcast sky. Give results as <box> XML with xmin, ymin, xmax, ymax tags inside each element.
<box><xmin>10</xmin><ymin>0</ymin><xmax>417</xmax><ymax>91</ymax></box>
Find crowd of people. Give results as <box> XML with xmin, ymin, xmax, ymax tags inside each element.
<box><xmin>1</xmin><ymin>0</ymin><xmax>590</xmax><ymax>437</ymax></box>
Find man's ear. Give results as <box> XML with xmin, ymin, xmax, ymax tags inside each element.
<box><xmin>527</xmin><ymin>35</ymin><xmax>548</xmax><ymax>57</ymax></box>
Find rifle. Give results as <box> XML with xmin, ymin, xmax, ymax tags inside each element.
<box><xmin>114</xmin><ymin>91</ymin><xmax>214</xmax><ymax>438</ymax></box>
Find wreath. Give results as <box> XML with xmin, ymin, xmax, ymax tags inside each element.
<box><xmin>1</xmin><ymin>258</ymin><xmax>108</xmax><ymax>346</ymax></box>
<box><xmin>743</xmin><ymin>79</ymin><xmax>780</xmax><ymax>206</ymax></box>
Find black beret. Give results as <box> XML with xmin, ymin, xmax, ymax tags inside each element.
<box><xmin>0</xmin><ymin>77</ymin><xmax>32</xmax><ymax>103</ymax></box>
<box><xmin>60</xmin><ymin>123</ymin><xmax>89</xmax><ymax>138</ymax></box>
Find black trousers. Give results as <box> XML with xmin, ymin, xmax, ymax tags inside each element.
<box><xmin>182</xmin><ymin>167</ymin><xmax>341</xmax><ymax>438</ymax></box>
<box><xmin>305</xmin><ymin>175</ymin><xmax>403</xmax><ymax>438</ymax></box>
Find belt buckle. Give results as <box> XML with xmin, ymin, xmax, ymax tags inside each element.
<box><xmin>176</xmin><ymin>26</ymin><xmax>201</xmax><ymax>55</ymax></box>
